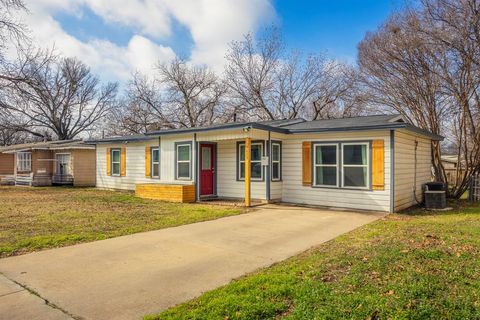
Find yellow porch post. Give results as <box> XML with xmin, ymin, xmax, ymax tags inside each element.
<box><xmin>245</xmin><ymin>137</ymin><xmax>251</xmax><ymax>207</ymax></box>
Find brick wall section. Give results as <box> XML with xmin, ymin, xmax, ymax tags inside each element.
<box><xmin>135</xmin><ymin>184</ymin><xmax>196</xmax><ymax>202</ymax></box>
<box><xmin>0</xmin><ymin>153</ymin><xmax>14</xmax><ymax>175</ymax></box>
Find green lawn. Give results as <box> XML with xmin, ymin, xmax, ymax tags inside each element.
<box><xmin>0</xmin><ymin>187</ymin><xmax>242</xmax><ymax>257</ymax></box>
<box><xmin>151</xmin><ymin>202</ymin><xmax>480</xmax><ymax>320</ymax></box>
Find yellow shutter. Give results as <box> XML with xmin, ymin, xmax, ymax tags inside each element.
<box><xmin>372</xmin><ymin>139</ymin><xmax>385</xmax><ymax>190</ymax></box>
<box><xmin>302</xmin><ymin>141</ymin><xmax>312</xmax><ymax>186</ymax></box>
<box><xmin>145</xmin><ymin>147</ymin><xmax>151</xmax><ymax>178</ymax></box>
<box><xmin>106</xmin><ymin>148</ymin><xmax>111</xmax><ymax>176</ymax></box>
<box><xmin>120</xmin><ymin>147</ymin><xmax>126</xmax><ymax>177</ymax></box>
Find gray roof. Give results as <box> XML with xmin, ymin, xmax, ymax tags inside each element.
<box><xmin>282</xmin><ymin>114</ymin><xmax>403</xmax><ymax>131</ymax></box>
<box><xmin>0</xmin><ymin>139</ymin><xmax>95</xmax><ymax>153</ymax></box>
<box><xmin>88</xmin><ymin>114</ymin><xmax>443</xmax><ymax>143</ymax></box>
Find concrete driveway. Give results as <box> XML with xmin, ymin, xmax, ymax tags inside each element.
<box><xmin>0</xmin><ymin>204</ymin><xmax>384</xmax><ymax>320</ymax></box>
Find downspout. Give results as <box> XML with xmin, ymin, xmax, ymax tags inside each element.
<box><xmin>413</xmin><ymin>139</ymin><xmax>422</xmax><ymax>205</ymax></box>
<box><xmin>266</xmin><ymin>131</ymin><xmax>271</xmax><ymax>202</ymax></box>
<box><xmin>390</xmin><ymin>130</ymin><xmax>395</xmax><ymax>213</ymax></box>
<box><xmin>158</xmin><ymin>135</ymin><xmax>161</xmax><ymax>180</ymax></box>
<box><xmin>193</xmin><ymin>133</ymin><xmax>199</xmax><ymax>202</ymax></box>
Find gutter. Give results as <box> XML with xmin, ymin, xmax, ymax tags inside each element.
<box><xmin>87</xmin><ymin>121</ymin><xmax>443</xmax><ymax>144</ymax></box>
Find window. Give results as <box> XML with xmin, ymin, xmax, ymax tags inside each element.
<box><xmin>271</xmin><ymin>142</ymin><xmax>281</xmax><ymax>181</ymax></box>
<box><xmin>111</xmin><ymin>149</ymin><xmax>121</xmax><ymax>176</ymax></box>
<box><xmin>312</xmin><ymin>142</ymin><xmax>370</xmax><ymax>189</ymax></box>
<box><xmin>56</xmin><ymin>154</ymin><xmax>71</xmax><ymax>175</ymax></box>
<box><xmin>238</xmin><ymin>142</ymin><xmax>263</xmax><ymax>180</ymax></box>
<box><xmin>151</xmin><ymin>148</ymin><xmax>160</xmax><ymax>178</ymax></box>
<box><xmin>176</xmin><ymin>143</ymin><xmax>191</xmax><ymax>179</ymax></box>
<box><xmin>313</xmin><ymin>144</ymin><xmax>339</xmax><ymax>187</ymax></box>
<box><xmin>201</xmin><ymin>147</ymin><xmax>211</xmax><ymax>170</ymax></box>
<box><xmin>342</xmin><ymin>143</ymin><xmax>369</xmax><ymax>188</ymax></box>
<box><xmin>17</xmin><ymin>152</ymin><xmax>32</xmax><ymax>172</ymax></box>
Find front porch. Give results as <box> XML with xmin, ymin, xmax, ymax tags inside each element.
<box><xmin>136</xmin><ymin>128</ymin><xmax>282</xmax><ymax>206</ymax></box>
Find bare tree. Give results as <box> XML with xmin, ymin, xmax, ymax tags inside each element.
<box><xmin>275</xmin><ymin>52</ymin><xmax>324</xmax><ymax>119</ymax></box>
<box><xmin>226</xmin><ymin>27</ymin><xmax>362</xmax><ymax>121</ymax></box>
<box><xmin>309</xmin><ymin>62</ymin><xmax>365</xmax><ymax>120</ymax></box>
<box><xmin>0</xmin><ymin>50</ymin><xmax>118</xmax><ymax>140</ymax></box>
<box><xmin>0</xmin><ymin>0</ymin><xmax>28</xmax><ymax>57</ymax></box>
<box><xmin>419</xmin><ymin>0</ymin><xmax>480</xmax><ymax>197</ymax></box>
<box><xmin>105</xmin><ymin>73</ymin><xmax>173</xmax><ymax>135</ymax></box>
<box><xmin>225</xmin><ymin>28</ymin><xmax>282</xmax><ymax>120</ymax></box>
<box><xmin>359</xmin><ymin>12</ymin><xmax>448</xmax><ymax>184</ymax></box>
<box><xmin>0</xmin><ymin>113</ymin><xmax>28</xmax><ymax>145</ymax></box>
<box><xmin>158</xmin><ymin>58</ymin><xmax>227</xmax><ymax>128</ymax></box>
<box><xmin>358</xmin><ymin>0</ymin><xmax>480</xmax><ymax>198</ymax></box>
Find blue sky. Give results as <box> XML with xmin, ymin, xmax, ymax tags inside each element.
<box><xmin>22</xmin><ymin>0</ymin><xmax>400</xmax><ymax>84</ymax></box>
<box><xmin>275</xmin><ymin>0</ymin><xmax>399</xmax><ymax>62</ymax></box>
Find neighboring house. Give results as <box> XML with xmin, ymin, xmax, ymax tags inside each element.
<box><xmin>0</xmin><ymin>140</ymin><xmax>96</xmax><ymax>187</ymax></box>
<box><xmin>89</xmin><ymin>115</ymin><xmax>443</xmax><ymax>212</ymax></box>
<box><xmin>441</xmin><ymin>154</ymin><xmax>465</xmax><ymax>186</ymax></box>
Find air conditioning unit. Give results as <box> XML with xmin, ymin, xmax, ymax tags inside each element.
<box><xmin>423</xmin><ymin>182</ymin><xmax>446</xmax><ymax>209</ymax></box>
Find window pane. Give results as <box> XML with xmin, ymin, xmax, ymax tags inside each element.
<box><xmin>152</xmin><ymin>163</ymin><xmax>159</xmax><ymax>177</ymax></box>
<box><xmin>201</xmin><ymin>147</ymin><xmax>211</xmax><ymax>170</ymax></box>
<box><xmin>315</xmin><ymin>166</ymin><xmax>337</xmax><ymax>186</ymax></box>
<box><xmin>272</xmin><ymin>162</ymin><xmax>280</xmax><ymax>180</ymax></box>
<box><xmin>152</xmin><ymin>149</ymin><xmax>159</xmax><ymax>162</ymax></box>
<box><xmin>272</xmin><ymin>144</ymin><xmax>280</xmax><ymax>161</ymax></box>
<box><xmin>239</xmin><ymin>145</ymin><xmax>245</xmax><ymax>161</ymax></box>
<box><xmin>112</xmin><ymin>163</ymin><xmax>120</xmax><ymax>175</ymax></box>
<box><xmin>343</xmin><ymin>144</ymin><xmax>367</xmax><ymax>165</ymax></box>
<box><xmin>178</xmin><ymin>162</ymin><xmax>190</xmax><ymax>178</ymax></box>
<box><xmin>344</xmin><ymin>167</ymin><xmax>367</xmax><ymax>187</ymax></box>
<box><xmin>240</xmin><ymin>163</ymin><xmax>245</xmax><ymax>179</ymax></box>
<box><xmin>251</xmin><ymin>162</ymin><xmax>262</xmax><ymax>179</ymax></box>
<box><xmin>112</xmin><ymin>150</ymin><xmax>120</xmax><ymax>162</ymax></box>
<box><xmin>251</xmin><ymin>144</ymin><xmax>262</xmax><ymax>161</ymax></box>
<box><xmin>316</xmin><ymin>145</ymin><xmax>337</xmax><ymax>165</ymax></box>
<box><xmin>178</xmin><ymin>145</ymin><xmax>190</xmax><ymax>161</ymax></box>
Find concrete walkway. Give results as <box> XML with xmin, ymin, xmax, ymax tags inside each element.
<box><xmin>0</xmin><ymin>204</ymin><xmax>384</xmax><ymax>320</ymax></box>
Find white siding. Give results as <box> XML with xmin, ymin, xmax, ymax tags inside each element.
<box><xmin>281</xmin><ymin>130</ymin><xmax>392</xmax><ymax>212</ymax></box>
<box><xmin>216</xmin><ymin>140</ymin><xmax>267</xmax><ymax>200</ymax></box>
<box><xmin>96</xmin><ymin>135</ymin><xmax>195</xmax><ymax>191</ymax></box>
<box><xmin>270</xmin><ymin>181</ymin><xmax>283</xmax><ymax>200</ymax></box>
<box><xmin>394</xmin><ymin>131</ymin><xmax>432</xmax><ymax>211</ymax></box>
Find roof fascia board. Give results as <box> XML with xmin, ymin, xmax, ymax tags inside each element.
<box><xmin>402</xmin><ymin>124</ymin><xmax>444</xmax><ymax>141</ymax></box>
<box><xmin>145</xmin><ymin>122</ymin><xmax>289</xmax><ymax>136</ymax></box>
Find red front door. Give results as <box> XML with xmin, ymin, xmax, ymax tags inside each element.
<box><xmin>200</xmin><ymin>144</ymin><xmax>215</xmax><ymax>196</ymax></box>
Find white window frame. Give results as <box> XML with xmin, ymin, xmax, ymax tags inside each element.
<box><xmin>111</xmin><ymin>149</ymin><xmax>121</xmax><ymax>177</ymax></box>
<box><xmin>16</xmin><ymin>151</ymin><xmax>32</xmax><ymax>172</ymax></box>
<box><xmin>313</xmin><ymin>143</ymin><xmax>339</xmax><ymax>187</ymax></box>
<box><xmin>271</xmin><ymin>142</ymin><xmax>281</xmax><ymax>181</ymax></box>
<box><xmin>151</xmin><ymin>148</ymin><xmax>160</xmax><ymax>178</ymax></box>
<box><xmin>176</xmin><ymin>143</ymin><xmax>191</xmax><ymax>180</ymax></box>
<box><xmin>341</xmin><ymin>142</ymin><xmax>370</xmax><ymax>189</ymax></box>
<box><xmin>55</xmin><ymin>153</ymin><xmax>71</xmax><ymax>175</ymax></box>
<box><xmin>238</xmin><ymin>142</ymin><xmax>263</xmax><ymax>181</ymax></box>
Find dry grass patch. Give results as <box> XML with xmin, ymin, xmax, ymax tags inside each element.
<box><xmin>0</xmin><ymin>186</ymin><xmax>242</xmax><ymax>257</ymax></box>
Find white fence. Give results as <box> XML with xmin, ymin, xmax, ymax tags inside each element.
<box><xmin>469</xmin><ymin>174</ymin><xmax>480</xmax><ymax>202</ymax></box>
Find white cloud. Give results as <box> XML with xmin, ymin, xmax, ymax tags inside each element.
<box><xmin>18</xmin><ymin>0</ymin><xmax>276</xmax><ymax>83</ymax></box>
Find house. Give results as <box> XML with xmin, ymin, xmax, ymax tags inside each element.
<box><xmin>89</xmin><ymin>115</ymin><xmax>443</xmax><ymax>212</ymax></box>
<box><xmin>441</xmin><ymin>154</ymin><xmax>465</xmax><ymax>186</ymax></box>
<box><xmin>0</xmin><ymin>140</ymin><xmax>96</xmax><ymax>186</ymax></box>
